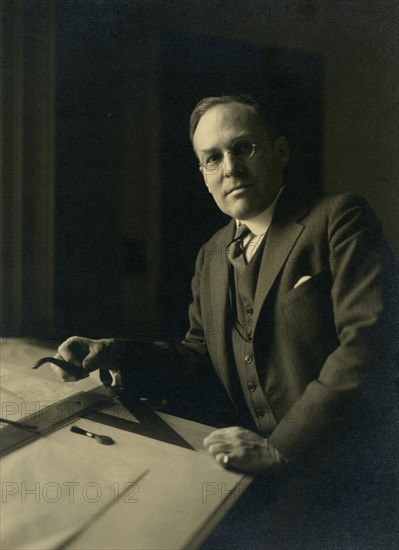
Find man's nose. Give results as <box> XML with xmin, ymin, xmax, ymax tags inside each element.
<box><xmin>222</xmin><ymin>152</ymin><xmax>242</xmax><ymax>177</ymax></box>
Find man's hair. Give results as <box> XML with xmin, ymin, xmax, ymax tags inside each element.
<box><xmin>189</xmin><ymin>94</ymin><xmax>281</xmax><ymax>143</ymax></box>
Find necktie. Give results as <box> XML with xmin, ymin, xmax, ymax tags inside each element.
<box><xmin>227</xmin><ymin>224</ymin><xmax>252</xmax><ymax>273</ymax></box>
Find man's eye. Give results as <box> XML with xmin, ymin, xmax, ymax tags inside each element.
<box><xmin>233</xmin><ymin>140</ymin><xmax>253</xmax><ymax>155</ymax></box>
<box><xmin>206</xmin><ymin>154</ymin><xmax>222</xmax><ymax>165</ymax></box>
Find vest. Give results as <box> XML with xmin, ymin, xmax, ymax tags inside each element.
<box><xmin>229</xmin><ymin>237</ymin><xmax>278</xmax><ymax>436</ymax></box>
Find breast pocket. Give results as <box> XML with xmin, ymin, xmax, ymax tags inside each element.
<box><xmin>277</xmin><ymin>268</ymin><xmax>336</xmax><ymax>348</ymax></box>
<box><xmin>280</xmin><ymin>268</ymin><xmax>331</xmax><ymax>308</ymax></box>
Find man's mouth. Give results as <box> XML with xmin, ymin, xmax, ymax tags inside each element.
<box><xmin>226</xmin><ymin>184</ymin><xmax>251</xmax><ymax>196</ymax></box>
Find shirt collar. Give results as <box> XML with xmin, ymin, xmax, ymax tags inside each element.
<box><xmin>236</xmin><ymin>186</ymin><xmax>285</xmax><ymax>236</ymax></box>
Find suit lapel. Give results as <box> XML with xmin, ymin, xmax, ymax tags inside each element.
<box><xmin>253</xmin><ymin>187</ymin><xmax>309</xmax><ymax>325</ymax></box>
<box><xmin>208</xmin><ymin>220</ymin><xmax>236</xmax><ymax>400</ymax></box>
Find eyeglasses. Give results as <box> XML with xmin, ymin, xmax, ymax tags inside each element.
<box><xmin>199</xmin><ymin>139</ymin><xmax>258</xmax><ymax>172</ymax></box>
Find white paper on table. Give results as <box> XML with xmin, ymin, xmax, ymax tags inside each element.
<box><xmin>0</xmin><ymin>340</ymin><xmax>109</xmax><ymax>431</ymax></box>
<box><xmin>47</xmin><ymin>419</ymin><xmax>249</xmax><ymax>550</ymax></box>
<box><xmin>0</xmin><ymin>341</ymin><xmax>101</xmax><ymax>407</ymax></box>
<box><xmin>1</xmin><ymin>429</ymin><xmax>150</xmax><ymax>550</ymax></box>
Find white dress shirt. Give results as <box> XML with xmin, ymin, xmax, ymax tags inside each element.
<box><xmin>236</xmin><ymin>186</ymin><xmax>284</xmax><ymax>262</ymax></box>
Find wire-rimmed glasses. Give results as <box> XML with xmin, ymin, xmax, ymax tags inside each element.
<box><xmin>199</xmin><ymin>139</ymin><xmax>258</xmax><ymax>172</ymax></box>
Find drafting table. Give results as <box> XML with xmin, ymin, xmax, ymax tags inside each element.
<box><xmin>0</xmin><ymin>339</ymin><xmax>252</xmax><ymax>549</ymax></box>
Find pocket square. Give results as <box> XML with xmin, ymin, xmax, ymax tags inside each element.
<box><xmin>293</xmin><ymin>275</ymin><xmax>312</xmax><ymax>289</ymax></box>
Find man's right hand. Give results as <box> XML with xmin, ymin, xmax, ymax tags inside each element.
<box><xmin>53</xmin><ymin>336</ymin><xmax>119</xmax><ymax>381</ymax></box>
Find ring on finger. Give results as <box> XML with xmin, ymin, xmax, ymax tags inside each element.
<box><xmin>223</xmin><ymin>453</ymin><xmax>230</xmax><ymax>466</ymax></box>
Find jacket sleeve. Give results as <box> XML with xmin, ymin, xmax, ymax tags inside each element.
<box><xmin>268</xmin><ymin>194</ymin><xmax>399</xmax><ymax>465</ymax></box>
<box><xmin>118</xmin><ymin>245</ymin><xmax>224</xmax><ymax>403</ymax></box>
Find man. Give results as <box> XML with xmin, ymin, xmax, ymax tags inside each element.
<box><xmin>53</xmin><ymin>95</ymin><xmax>399</xmax><ymax>546</ymax></box>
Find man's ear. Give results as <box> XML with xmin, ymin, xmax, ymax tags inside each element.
<box><xmin>273</xmin><ymin>136</ymin><xmax>289</xmax><ymax>169</ymax></box>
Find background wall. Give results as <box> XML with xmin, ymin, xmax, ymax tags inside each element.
<box><xmin>2</xmin><ymin>0</ymin><xmax>398</xmax><ymax>342</ymax></box>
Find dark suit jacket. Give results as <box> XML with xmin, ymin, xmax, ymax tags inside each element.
<box><xmin>123</xmin><ymin>186</ymin><xmax>399</xmax><ymax>467</ymax></box>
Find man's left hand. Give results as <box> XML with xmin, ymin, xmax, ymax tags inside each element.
<box><xmin>203</xmin><ymin>427</ymin><xmax>288</xmax><ymax>474</ymax></box>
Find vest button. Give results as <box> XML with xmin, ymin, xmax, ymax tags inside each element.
<box><xmin>244</xmin><ymin>354</ymin><xmax>253</xmax><ymax>364</ymax></box>
<box><xmin>255</xmin><ymin>409</ymin><xmax>264</xmax><ymax>419</ymax></box>
<box><xmin>247</xmin><ymin>382</ymin><xmax>256</xmax><ymax>392</ymax></box>
<box><xmin>245</xmin><ymin>306</ymin><xmax>253</xmax><ymax>316</ymax></box>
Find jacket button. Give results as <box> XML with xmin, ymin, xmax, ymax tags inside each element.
<box><xmin>245</xmin><ymin>306</ymin><xmax>253</xmax><ymax>316</ymax></box>
<box><xmin>255</xmin><ymin>409</ymin><xmax>264</xmax><ymax>419</ymax></box>
<box><xmin>244</xmin><ymin>354</ymin><xmax>253</xmax><ymax>364</ymax></box>
<box><xmin>247</xmin><ymin>382</ymin><xmax>256</xmax><ymax>392</ymax></box>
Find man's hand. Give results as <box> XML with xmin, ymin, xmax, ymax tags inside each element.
<box><xmin>203</xmin><ymin>426</ymin><xmax>289</xmax><ymax>474</ymax></box>
<box><xmin>52</xmin><ymin>336</ymin><xmax>118</xmax><ymax>381</ymax></box>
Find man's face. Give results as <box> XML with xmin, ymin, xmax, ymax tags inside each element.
<box><xmin>192</xmin><ymin>103</ymin><xmax>289</xmax><ymax>220</ymax></box>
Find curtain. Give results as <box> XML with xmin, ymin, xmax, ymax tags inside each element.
<box><xmin>1</xmin><ymin>0</ymin><xmax>56</xmax><ymax>338</ymax></box>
